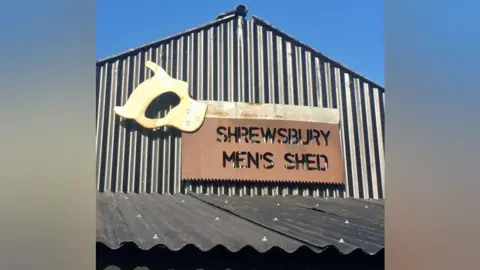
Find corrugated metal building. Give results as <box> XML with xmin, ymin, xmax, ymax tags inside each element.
<box><xmin>96</xmin><ymin>5</ymin><xmax>385</xmax><ymax>200</ymax></box>
<box><xmin>96</xmin><ymin>5</ymin><xmax>385</xmax><ymax>270</ymax></box>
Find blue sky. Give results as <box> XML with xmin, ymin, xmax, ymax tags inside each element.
<box><xmin>97</xmin><ymin>0</ymin><xmax>384</xmax><ymax>85</ymax></box>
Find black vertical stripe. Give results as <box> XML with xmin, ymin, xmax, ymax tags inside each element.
<box><xmin>122</xmin><ymin>57</ymin><xmax>134</xmax><ymax>193</ymax></box>
<box><xmin>143</xmin><ymin>49</ymin><xmax>156</xmax><ymax>193</ymax></box>
<box><xmin>379</xmin><ymin>91</ymin><xmax>385</xmax><ymax>148</ymax></box>
<box><xmin>262</xmin><ymin>28</ymin><xmax>270</xmax><ymax>103</ymax></box>
<box><xmin>99</xmin><ymin>62</ymin><xmax>113</xmax><ymax>192</ymax></box>
<box><xmin>170</xmin><ymin>40</ymin><xmax>179</xmax><ymax>194</ymax></box>
<box><xmin>281</xmin><ymin>39</ymin><xmax>289</xmax><ymax>104</ymax></box>
<box><xmin>111</xmin><ymin>60</ymin><xmax>124</xmax><ymax>192</ymax></box>
<box><xmin>301</xmin><ymin>49</ymin><xmax>308</xmax><ymax>106</ymax></box>
<box><xmin>271</xmin><ymin>33</ymin><xmax>279</xmax><ymax>104</ymax></box>
<box><xmin>349</xmin><ymin>77</ymin><xmax>364</xmax><ymax>199</ymax></box>
<box><xmin>157</xmin><ymin>44</ymin><xmax>168</xmax><ymax>194</ymax></box>
<box><xmin>134</xmin><ymin>52</ymin><xmax>146</xmax><ymax>193</ymax></box>
<box><xmin>232</xmin><ymin>20</ymin><xmax>239</xmax><ymax>102</ymax></box>
<box><xmin>330</xmin><ymin>65</ymin><xmax>338</xmax><ymax>108</ymax></box>
<box><xmin>212</xmin><ymin>29</ymin><xmax>219</xmax><ymax>100</ymax></box>
<box><xmin>369</xmin><ymin>87</ymin><xmax>383</xmax><ymax>198</ymax></box>
<box><xmin>222</xmin><ymin>24</ymin><xmax>229</xmax><ymax>101</ymax></box>
<box><xmin>95</xmin><ymin>66</ymin><xmax>101</xmax><ymax>120</ymax></box>
<box><xmin>319</xmin><ymin>59</ymin><xmax>328</xmax><ymax>108</ymax></box>
<box><xmin>339</xmin><ymin>70</ymin><xmax>354</xmax><ymax>197</ymax></box>
<box><xmin>242</xmin><ymin>18</ymin><xmax>249</xmax><ymax>103</ymax></box>
<box><xmin>310</xmin><ymin>56</ymin><xmax>319</xmax><ymax>107</ymax></box>
<box><xmin>291</xmin><ymin>46</ymin><xmax>299</xmax><ymax>105</ymax></box>
<box><xmin>181</xmin><ymin>38</ymin><xmax>188</xmax><ymax>191</ymax></box>
<box><xmin>192</xmin><ymin>32</ymin><xmax>199</xmax><ymax>100</ymax></box>
<box><xmin>252</xmin><ymin>22</ymin><xmax>260</xmax><ymax>103</ymax></box>
<box><xmin>360</xmin><ymin>83</ymin><xmax>374</xmax><ymax>198</ymax></box>
<box><xmin>182</xmin><ymin>37</ymin><xmax>189</xmax><ymax>88</ymax></box>
<box><xmin>169</xmin><ymin>131</ymin><xmax>180</xmax><ymax>194</ymax></box>
<box><xmin>202</xmin><ymin>30</ymin><xmax>209</xmax><ymax>100</ymax></box>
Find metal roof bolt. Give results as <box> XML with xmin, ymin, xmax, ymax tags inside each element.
<box><xmin>315</xmin><ymin>204</ymin><xmax>319</xmax><ymax>207</ymax></box>
<box><xmin>365</xmin><ymin>205</ymin><xmax>369</xmax><ymax>209</ymax></box>
<box><xmin>338</xmin><ymin>238</ymin><xmax>345</xmax><ymax>243</ymax></box>
<box><xmin>181</xmin><ymin>199</ymin><xmax>185</xmax><ymax>203</ymax></box>
<box><xmin>273</xmin><ymin>217</ymin><xmax>278</xmax><ymax>221</ymax></box>
<box><xmin>215</xmin><ymin>217</ymin><xmax>220</xmax><ymax>221</ymax></box>
<box><xmin>276</xmin><ymin>203</ymin><xmax>280</xmax><ymax>206</ymax></box>
<box><xmin>261</xmin><ymin>236</ymin><xmax>268</xmax><ymax>242</ymax></box>
<box><xmin>153</xmin><ymin>234</ymin><xmax>159</xmax><ymax>240</ymax></box>
<box><xmin>225</xmin><ymin>200</ymin><xmax>228</xmax><ymax>203</ymax></box>
<box><xmin>345</xmin><ymin>220</ymin><xmax>349</xmax><ymax>224</ymax></box>
<box><xmin>137</xmin><ymin>214</ymin><xmax>142</xmax><ymax>218</ymax></box>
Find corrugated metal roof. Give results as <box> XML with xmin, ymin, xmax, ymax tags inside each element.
<box><xmin>97</xmin><ymin>193</ymin><xmax>384</xmax><ymax>255</ymax></box>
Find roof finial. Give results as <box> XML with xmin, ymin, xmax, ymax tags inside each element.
<box><xmin>216</xmin><ymin>4</ymin><xmax>248</xmax><ymax>20</ymax></box>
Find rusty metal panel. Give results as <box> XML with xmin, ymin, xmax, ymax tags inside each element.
<box><xmin>95</xmin><ymin>11</ymin><xmax>385</xmax><ymax>199</ymax></box>
<box><xmin>203</xmin><ymin>101</ymin><xmax>340</xmax><ymax>123</ymax></box>
<box><xmin>182</xmin><ymin>118</ymin><xmax>344</xmax><ymax>184</ymax></box>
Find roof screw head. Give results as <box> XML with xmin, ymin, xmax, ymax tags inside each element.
<box><xmin>215</xmin><ymin>217</ymin><xmax>220</xmax><ymax>221</ymax></box>
<box><xmin>181</xmin><ymin>200</ymin><xmax>185</xmax><ymax>203</ymax></box>
<box><xmin>225</xmin><ymin>200</ymin><xmax>228</xmax><ymax>203</ymax></box>
<box><xmin>137</xmin><ymin>214</ymin><xmax>142</xmax><ymax>218</ymax></box>
<box><xmin>273</xmin><ymin>217</ymin><xmax>278</xmax><ymax>221</ymax></box>
<box><xmin>338</xmin><ymin>238</ymin><xmax>345</xmax><ymax>243</ymax></box>
<box><xmin>153</xmin><ymin>234</ymin><xmax>159</xmax><ymax>240</ymax></box>
<box><xmin>261</xmin><ymin>236</ymin><xmax>268</xmax><ymax>242</ymax></box>
<box><xmin>365</xmin><ymin>205</ymin><xmax>369</xmax><ymax>208</ymax></box>
<box><xmin>315</xmin><ymin>204</ymin><xmax>319</xmax><ymax>207</ymax></box>
<box><xmin>276</xmin><ymin>203</ymin><xmax>280</xmax><ymax>206</ymax></box>
<box><xmin>345</xmin><ymin>220</ymin><xmax>349</xmax><ymax>224</ymax></box>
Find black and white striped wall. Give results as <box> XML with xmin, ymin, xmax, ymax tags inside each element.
<box><xmin>96</xmin><ymin>13</ymin><xmax>385</xmax><ymax>199</ymax></box>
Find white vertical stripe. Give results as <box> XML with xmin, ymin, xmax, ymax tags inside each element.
<box><xmin>207</xmin><ymin>28</ymin><xmax>213</xmax><ymax>101</ymax></box>
<box><xmin>305</xmin><ymin>51</ymin><xmax>313</xmax><ymax>107</ymax></box>
<box><xmin>276</xmin><ymin>36</ymin><xmax>284</xmax><ymax>104</ymax></box>
<box><xmin>237</xmin><ymin>17</ymin><xmax>244</xmax><ymax>102</ymax></box>
<box><xmin>228</xmin><ymin>22</ymin><xmax>234</xmax><ymax>102</ymax></box>
<box><xmin>267</xmin><ymin>31</ymin><xmax>275</xmax><ymax>102</ymax></box>
<box><xmin>374</xmin><ymin>88</ymin><xmax>385</xmax><ymax>197</ymax></box>
<box><xmin>96</xmin><ymin>66</ymin><xmax>106</xmax><ymax>191</ymax></box>
<box><xmin>363</xmin><ymin>83</ymin><xmax>379</xmax><ymax>199</ymax></box>
<box><xmin>314</xmin><ymin>57</ymin><xmax>322</xmax><ymax>106</ymax></box>
<box><xmin>296</xmin><ymin>47</ymin><xmax>304</xmax><ymax>105</ymax></box>
<box><xmin>335</xmin><ymin>68</ymin><xmax>349</xmax><ymax>196</ymax></box>
<box><xmin>286</xmin><ymin>42</ymin><xmax>293</xmax><ymax>104</ymax></box>
<box><xmin>106</xmin><ymin>61</ymin><xmax>115</xmax><ymax>191</ymax></box>
<box><xmin>116</xmin><ymin>58</ymin><xmax>127</xmax><ymax>192</ymax></box>
<box><xmin>355</xmin><ymin>79</ymin><xmax>369</xmax><ymax>198</ymax></box>
<box><xmin>345</xmin><ymin>73</ymin><xmax>359</xmax><ymax>198</ymax></box>
<box><xmin>257</xmin><ymin>25</ymin><xmax>264</xmax><ymax>103</ymax></box>
<box><xmin>325</xmin><ymin>63</ymin><xmax>332</xmax><ymax>107</ymax></box>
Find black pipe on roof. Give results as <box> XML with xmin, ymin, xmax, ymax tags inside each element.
<box><xmin>216</xmin><ymin>4</ymin><xmax>248</xmax><ymax>19</ymax></box>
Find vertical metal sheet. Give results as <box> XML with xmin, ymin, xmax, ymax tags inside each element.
<box><xmin>96</xmin><ymin>15</ymin><xmax>385</xmax><ymax>199</ymax></box>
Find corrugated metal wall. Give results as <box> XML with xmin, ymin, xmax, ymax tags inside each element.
<box><xmin>96</xmin><ymin>15</ymin><xmax>385</xmax><ymax>199</ymax></box>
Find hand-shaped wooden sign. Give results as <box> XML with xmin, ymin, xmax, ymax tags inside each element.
<box><xmin>114</xmin><ymin>61</ymin><xmax>208</xmax><ymax>132</ymax></box>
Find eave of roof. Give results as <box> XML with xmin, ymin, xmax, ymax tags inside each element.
<box><xmin>97</xmin><ymin>192</ymin><xmax>384</xmax><ymax>255</ymax></box>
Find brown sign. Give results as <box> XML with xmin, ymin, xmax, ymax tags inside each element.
<box><xmin>181</xmin><ymin>118</ymin><xmax>344</xmax><ymax>184</ymax></box>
